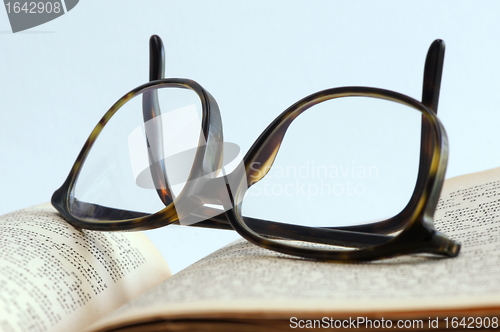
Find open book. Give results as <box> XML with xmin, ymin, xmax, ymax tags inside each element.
<box><xmin>2</xmin><ymin>167</ymin><xmax>500</xmax><ymax>332</ymax></box>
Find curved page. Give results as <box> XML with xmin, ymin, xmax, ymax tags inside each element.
<box><xmin>0</xmin><ymin>203</ymin><xmax>171</xmax><ymax>332</ymax></box>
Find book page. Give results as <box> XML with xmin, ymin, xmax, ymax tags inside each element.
<box><xmin>0</xmin><ymin>203</ymin><xmax>171</xmax><ymax>332</ymax></box>
<box><xmin>87</xmin><ymin>168</ymin><xmax>500</xmax><ymax>331</ymax></box>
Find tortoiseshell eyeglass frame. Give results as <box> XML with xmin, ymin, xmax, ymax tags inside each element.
<box><xmin>52</xmin><ymin>35</ymin><xmax>460</xmax><ymax>261</ymax></box>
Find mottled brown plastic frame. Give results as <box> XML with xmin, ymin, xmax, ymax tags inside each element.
<box><xmin>52</xmin><ymin>36</ymin><xmax>460</xmax><ymax>261</ymax></box>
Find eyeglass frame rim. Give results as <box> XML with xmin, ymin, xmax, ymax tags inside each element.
<box><xmin>51</xmin><ymin>37</ymin><xmax>460</xmax><ymax>261</ymax></box>
<box><xmin>223</xmin><ymin>85</ymin><xmax>457</xmax><ymax>260</ymax></box>
<box><xmin>51</xmin><ymin>81</ymin><xmax>458</xmax><ymax>258</ymax></box>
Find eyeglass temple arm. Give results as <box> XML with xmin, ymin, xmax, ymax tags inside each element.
<box><xmin>142</xmin><ymin>35</ymin><xmax>174</xmax><ymax>206</ymax></box>
<box><xmin>416</xmin><ymin>39</ymin><xmax>445</xmax><ymax>200</ymax></box>
<box><xmin>421</xmin><ymin>39</ymin><xmax>445</xmax><ymax>113</ymax></box>
<box><xmin>408</xmin><ymin>39</ymin><xmax>445</xmax><ymax>220</ymax></box>
<box><xmin>149</xmin><ymin>35</ymin><xmax>165</xmax><ymax>81</ymax></box>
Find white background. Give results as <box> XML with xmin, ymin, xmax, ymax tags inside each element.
<box><xmin>1</xmin><ymin>1</ymin><xmax>500</xmax><ymax>273</ymax></box>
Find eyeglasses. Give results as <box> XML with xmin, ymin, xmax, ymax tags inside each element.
<box><xmin>52</xmin><ymin>35</ymin><xmax>460</xmax><ymax>261</ymax></box>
